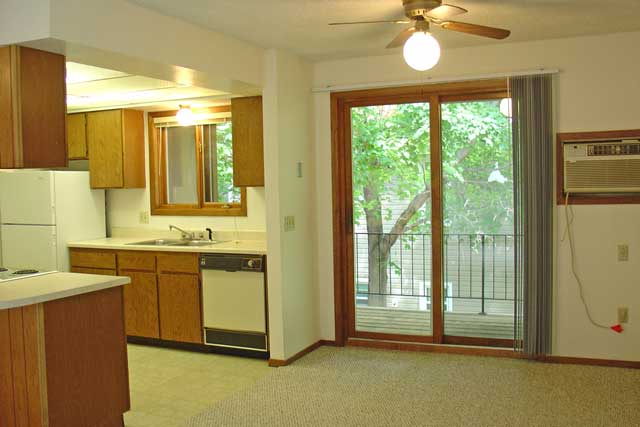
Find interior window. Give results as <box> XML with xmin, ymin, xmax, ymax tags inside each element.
<box><xmin>149</xmin><ymin>106</ymin><xmax>246</xmax><ymax>216</ymax></box>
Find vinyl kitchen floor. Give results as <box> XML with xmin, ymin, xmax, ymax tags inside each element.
<box><xmin>124</xmin><ymin>344</ymin><xmax>272</xmax><ymax>427</ymax></box>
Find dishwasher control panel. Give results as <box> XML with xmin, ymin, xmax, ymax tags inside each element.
<box><xmin>200</xmin><ymin>254</ymin><xmax>265</xmax><ymax>272</ymax></box>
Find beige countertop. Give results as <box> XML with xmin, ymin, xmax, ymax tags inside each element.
<box><xmin>0</xmin><ymin>272</ymin><xmax>130</xmax><ymax>310</ymax></box>
<box><xmin>67</xmin><ymin>237</ymin><xmax>267</xmax><ymax>255</ymax></box>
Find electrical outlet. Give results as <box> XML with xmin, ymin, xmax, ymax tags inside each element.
<box><xmin>284</xmin><ymin>215</ymin><xmax>295</xmax><ymax>232</ymax></box>
<box><xmin>139</xmin><ymin>211</ymin><xmax>150</xmax><ymax>224</ymax></box>
<box><xmin>617</xmin><ymin>244</ymin><xmax>629</xmax><ymax>261</ymax></box>
<box><xmin>618</xmin><ymin>307</ymin><xmax>629</xmax><ymax>324</ymax></box>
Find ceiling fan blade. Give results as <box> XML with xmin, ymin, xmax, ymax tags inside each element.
<box><xmin>329</xmin><ymin>20</ymin><xmax>410</xmax><ymax>26</ymax></box>
<box><xmin>426</xmin><ymin>4</ymin><xmax>468</xmax><ymax>20</ymax></box>
<box><xmin>439</xmin><ymin>21</ymin><xmax>511</xmax><ymax>39</ymax></box>
<box><xmin>386</xmin><ymin>26</ymin><xmax>416</xmax><ymax>49</ymax></box>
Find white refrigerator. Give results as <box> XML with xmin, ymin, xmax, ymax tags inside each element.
<box><xmin>0</xmin><ymin>170</ymin><xmax>106</xmax><ymax>272</ymax></box>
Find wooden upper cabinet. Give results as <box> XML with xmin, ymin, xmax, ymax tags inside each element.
<box><xmin>0</xmin><ymin>45</ymin><xmax>67</xmax><ymax>169</ymax></box>
<box><xmin>67</xmin><ymin>113</ymin><xmax>88</xmax><ymax>159</ymax></box>
<box><xmin>232</xmin><ymin>96</ymin><xmax>264</xmax><ymax>187</ymax></box>
<box><xmin>87</xmin><ymin>109</ymin><xmax>145</xmax><ymax>189</ymax></box>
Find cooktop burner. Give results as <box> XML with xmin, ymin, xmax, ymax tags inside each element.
<box><xmin>13</xmin><ymin>269</ymin><xmax>39</xmax><ymax>275</ymax></box>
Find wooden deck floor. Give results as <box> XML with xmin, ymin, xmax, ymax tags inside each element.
<box><xmin>356</xmin><ymin>306</ymin><xmax>514</xmax><ymax>339</ymax></box>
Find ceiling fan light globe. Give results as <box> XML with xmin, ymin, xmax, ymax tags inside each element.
<box><xmin>176</xmin><ymin>105</ymin><xmax>194</xmax><ymax>126</ymax></box>
<box><xmin>403</xmin><ymin>31</ymin><xmax>441</xmax><ymax>71</ymax></box>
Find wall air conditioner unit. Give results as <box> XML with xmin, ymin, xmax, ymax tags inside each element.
<box><xmin>564</xmin><ymin>139</ymin><xmax>640</xmax><ymax>193</ymax></box>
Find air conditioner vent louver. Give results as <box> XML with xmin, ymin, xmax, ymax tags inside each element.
<box><xmin>564</xmin><ymin>139</ymin><xmax>640</xmax><ymax>194</ymax></box>
<box><xmin>588</xmin><ymin>143</ymin><xmax>640</xmax><ymax>156</ymax></box>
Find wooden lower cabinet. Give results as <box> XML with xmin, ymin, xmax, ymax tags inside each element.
<box><xmin>122</xmin><ymin>271</ymin><xmax>160</xmax><ymax>339</ymax></box>
<box><xmin>0</xmin><ymin>287</ymin><xmax>129</xmax><ymax>427</ymax></box>
<box><xmin>69</xmin><ymin>249</ymin><xmax>202</xmax><ymax>344</ymax></box>
<box><xmin>158</xmin><ymin>274</ymin><xmax>202</xmax><ymax>343</ymax></box>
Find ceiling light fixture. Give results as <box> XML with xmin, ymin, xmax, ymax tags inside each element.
<box><xmin>176</xmin><ymin>105</ymin><xmax>194</xmax><ymax>126</ymax></box>
<box><xmin>403</xmin><ymin>22</ymin><xmax>441</xmax><ymax>71</ymax></box>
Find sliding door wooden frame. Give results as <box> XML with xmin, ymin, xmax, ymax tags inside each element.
<box><xmin>331</xmin><ymin>79</ymin><xmax>509</xmax><ymax>347</ymax></box>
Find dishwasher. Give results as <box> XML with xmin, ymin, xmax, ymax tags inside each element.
<box><xmin>200</xmin><ymin>253</ymin><xmax>268</xmax><ymax>353</ymax></box>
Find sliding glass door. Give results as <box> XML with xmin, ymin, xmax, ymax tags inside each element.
<box><xmin>351</xmin><ymin>102</ymin><xmax>434</xmax><ymax>339</ymax></box>
<box><xmin>441</xmin><ymin>97</ymin><xmax>515</xmax><ymax>346</ymax></box>
<box><xmin>337</xmin><ymin>80</ymin><xmax>516</xmax><ymax>347</ymax></box>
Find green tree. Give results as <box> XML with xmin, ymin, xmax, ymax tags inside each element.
<box><xmin>351</xmin><ymin>100</ymin><xmax>511</xmax><ymax>295</ymax></box>
<box><xmin>215</xmin><ymin>122</ymin><xmax>240</xmax><ymax>202</ymax></box>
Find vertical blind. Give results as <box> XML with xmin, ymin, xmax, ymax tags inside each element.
<box><xmin>510</xmin><ymin>74</ymin><xmax>554</xmax><ymax>356</ymax></box>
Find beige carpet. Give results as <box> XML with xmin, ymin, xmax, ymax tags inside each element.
<box><xmin>187</xmin><ymin>346</ymin><xmax>640</xmax><ymax>427</ymax></box>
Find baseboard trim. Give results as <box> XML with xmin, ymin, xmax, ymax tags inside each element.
<box><xmin>347</xmin><ymin>338</ymin><xmax>524</xmax><ymax>359</ymax></box>
<box><xmin>538</xmin><ymin>355</ymin><xmax>640</xmax><ymax>369</ymax></box>
<box><xmin>268</xmin><ymin>340</ymin><xmax>336</xmax><ymax>367</ymax></box>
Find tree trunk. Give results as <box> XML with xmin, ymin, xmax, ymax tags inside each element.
<box><xmin>361</xmin><ymin>141</ymin><xmax>477</xmax><ymax>304</ymax></box>
<box><xmin>362</xmin><ymin>182</ymin><xmax>387</xmax><ymax>299</ymax></box>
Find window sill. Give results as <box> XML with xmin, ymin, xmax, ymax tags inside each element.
<box><xmin>151</xmin><ymin>205</ymin><xmax>247</xmax><ymax>217</ymax></box>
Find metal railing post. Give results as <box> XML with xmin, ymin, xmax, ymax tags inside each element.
<box><xmin>479</xmin><ymin>234</ymin><xmax>487</xmax><ymax>315</ymax></box>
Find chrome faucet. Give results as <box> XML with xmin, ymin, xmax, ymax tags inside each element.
<box><xmin>169</xmin><ymin>224</ymin><xmax>194</xmax><ymax>240</ymax></box>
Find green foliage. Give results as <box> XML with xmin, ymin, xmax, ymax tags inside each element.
<box><xmin>351</xmin><ymin>103</ymin><xmax>432</xmax><ymax>228</ymax></box>
<box><xmin>351</xmin><ymin>100</ymin><xmax>512</xmax><ymax>236</ymax></box>
<box><xmin>215</xmin><ymin>122</ymin><xmax>241</xmax><ymax>203</ymax></box>
<box><xmin>441</xmin><ymin>101</ymin><xmax>513</xmax><ymax>234</ymax></box>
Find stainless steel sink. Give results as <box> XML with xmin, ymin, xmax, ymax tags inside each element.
<box><xmin>127</xmin><ymin>239</ymin><xmax>184</xmax><ymax>246</ymax></box>
<box><xmin>127</xmin><ymin>239</ymin><xmax>225</xmax><ymax>247</ymax></box>
<box><xmin>168</xmin><ymin>240</ymin><xmax>221</xmax><ymax>247</ymax></box>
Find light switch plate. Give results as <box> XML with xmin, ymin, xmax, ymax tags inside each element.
<box><xmin>284</xmin><ymin>215</ymin><xmax>295</xmax><ymax>232</ymax></box>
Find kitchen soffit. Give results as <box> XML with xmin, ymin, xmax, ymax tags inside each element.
<box><xmin>66</xmin><ymin>62</ymin><xmax>231</xmax><ymax>112</ymax></box>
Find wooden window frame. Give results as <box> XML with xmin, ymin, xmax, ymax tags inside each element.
<box><xmin>556</xmin><ymin>129</ymin><xmax>640</xmax><ymax>205</ymax></box>
<box><xmin>148</xmin><ymin>106</ymin><xmax>247</xmax><ymax>216</ymax></box>
<box><xmin>330</xmin><ymin>79</ymin><xmax>512</xmax><ymax>349</ymax></box>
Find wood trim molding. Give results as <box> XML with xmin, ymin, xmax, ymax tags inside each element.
<box><xmin>148</xmin><ymin>107</ymin><xmax>247</xmax><ymax>217</ymax></box>
<box><xmin>538</xmin><ymin>354</ymin><xmax>640</xmax><ymax>369</ymax></box>
<box><xmin>268</xmin><ymin>340</ymin><xmax>337</xmax><ymax>367</ymax></box>
<box><xmin>429</xmin><ymin>94</ymin><xmax>443</xmax><ymax>344</ymax></box>
<box><xmin>556</xmin><ymin>129</ymin><xmax>640</xmax><ymax>205</ymax></box>
<box><xmin>443</xmin><ymin>335</ymin><xmax>514</xmax><ymax>348</ymax></box>
<box><xmin>348</xmin><ymin>338</ymin><xmax>522</xmax><ymax>359</ymax></box>
<box><xmin>330</xmin><ymin>79</ymin><xmax>509</xmax><ymax>347</ymax></box>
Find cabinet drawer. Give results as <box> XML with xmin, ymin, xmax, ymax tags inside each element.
<box><xmin>70</xmin><ymin>249</ymin><xmax>116</xmax><ymax>269</ymax></box>
<box><xmin>117</xmin><ymin>251</ymin><xmax>156</xmax><ymax>272</ymax></box>
<box><xmin>157</xmin><ymin>253</ymin><xmax>199</xmax><ymax>274</ymax></box>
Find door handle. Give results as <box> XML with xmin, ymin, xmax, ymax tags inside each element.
<box><xmin>346</xmin><ymin>206</ymin><xmax>353</xmax><ymax>234</ymax></box>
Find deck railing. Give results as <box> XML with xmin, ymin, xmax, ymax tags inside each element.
<box><xmin>354</xmin><ymin>232</ymin><xmax>516</xmax><ymax>314</ymax></box>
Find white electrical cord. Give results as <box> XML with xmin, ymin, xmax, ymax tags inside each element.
<box><xmin>562</xmin><ymin>193</ymin><xmax>610</xmax><ymax>329</ymax></box>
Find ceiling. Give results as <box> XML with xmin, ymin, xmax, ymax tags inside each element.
<box><xmin>128</xmin><ymin>0</ymin><xmax>640</xmax><ymax>61</ymax></box>
<box><xmin>66</xmin><ymin>62</ymin><xmax>230</xmax><ymax>112</ymax></box>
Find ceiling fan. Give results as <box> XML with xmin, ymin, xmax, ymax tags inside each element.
<box><xmin>329</xmin><ymin>0</ymin><xmax>511</xmax><ymax>71</ymax></box>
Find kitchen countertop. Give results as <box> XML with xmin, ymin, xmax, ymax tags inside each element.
<box><xmin>67</xmin><ymin>237</ymin><xmax>267</xmax><ymax>255</ymax></box>
<box><xmin>0</xmin><ymin>272</ymin><xmax>130</xmax><ymax>310</ymax></box>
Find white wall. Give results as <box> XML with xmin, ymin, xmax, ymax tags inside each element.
<box><xmin>107</xmin><ymin>112</ymin><xmax>267</xmax><ymax>233</ymax></box>
<box><xmin>313</xmin><ymin>31</ymin><xmax>640</xmax><ymax>361</ymax></box>
<box><xmin>263</xmin><ymin>49</ymin><xmax>318</xmax><ymax>360</ymax></box>
<box><xmin>0</xmin><ymin>0</ymin><xmax>50</xmax><ymax>44</ymax></box>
